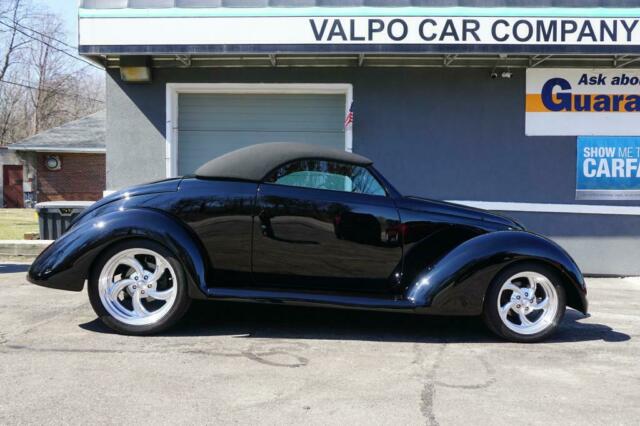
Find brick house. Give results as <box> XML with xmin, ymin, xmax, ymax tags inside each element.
<box><xmin>9</xmin><ymin>111</ymin><xmax>106</xmax><ymax>205</ymax></box>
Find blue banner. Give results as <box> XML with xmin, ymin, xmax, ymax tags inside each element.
<box><xmin>577</xmin><ymin>136</ymin><xmax>640</xmax><ymax>200</ymax></box>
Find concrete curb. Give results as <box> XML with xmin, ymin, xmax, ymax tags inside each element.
<box><xmin>0</xmin><ymin>240</ymin><xmax>52</xmax><ymax>261</ymax></box>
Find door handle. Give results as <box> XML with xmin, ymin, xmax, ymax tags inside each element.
<box><xmin>258</xmin><ymin>210</ymin><xmax>273</xmax><ymax>237</ymax></box>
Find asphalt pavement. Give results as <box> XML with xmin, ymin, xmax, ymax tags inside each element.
<box><xmin>0</xmin><ymin>265</ymin><xmax>638</xmax><ymax>425</ymax></box>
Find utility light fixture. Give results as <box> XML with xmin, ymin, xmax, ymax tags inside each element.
<box><xmin>119</xmin><ymin>56</ymin><xmax>152</xmax><ymax>83</ymax></box>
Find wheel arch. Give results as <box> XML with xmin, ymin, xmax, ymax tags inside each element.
<box><xmin>86</xmin><ymin>234</ymin><xmax>209</xmax><ymax>300</ymax></box>
<box><xmin>28</xmin><ymin>208</ymin><xmax>211</xmax><ymax>299</ymax></box>
<box><xmin>484</xmin><ymin>257</ymin><xmax>587</xmax><ymax>315</ymax></box>
<box><xmin>407</xmin><ymin>231</ymin><xmax>588</xmax><ymax>315</ymax></box>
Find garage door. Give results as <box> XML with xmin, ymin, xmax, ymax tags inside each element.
<box><xmin>177</xmin><ymin>93</ymin><xmax>346</xmax><ymax>175</ymax></box>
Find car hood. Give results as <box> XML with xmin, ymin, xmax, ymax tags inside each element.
<box><xmin>402</xmin><ymin>196</ymin><xmax>524</xmax><ymax>230</ymax></box>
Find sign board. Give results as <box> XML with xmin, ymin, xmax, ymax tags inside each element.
<box><xmin>526</xmin><ymin>69</ymin><xmax>640</xmax><ymax>136</ymax></box>
<box><xmin>576</xmin><ymin>136</ymin><xmax>640</xmax><ymax>200</ymax></box>
<box><xmin>79</xmin><ymin>7</ymin><xmax>640</xmax><ymax>54</ymax></box>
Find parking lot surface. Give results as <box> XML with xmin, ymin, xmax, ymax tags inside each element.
<box><xmin>0</xmin><ymin>265</ymin><xmax>638</xmax><ymax>425</ymax></box>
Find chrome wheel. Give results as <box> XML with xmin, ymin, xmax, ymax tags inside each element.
<box><xmin>497</xmin><ymin>271</ymin><xmax>559</xmax><ymax>335</ymax></box>
<box><xmin>98</xmin><ymin>248</ymin><xmax>178</xmax><ymax>326</ymax></box>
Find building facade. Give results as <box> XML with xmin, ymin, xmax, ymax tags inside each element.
<box><xmin>79</xmin><ymin>1</ymin><xmax>640</xmax><ymax>275</ymax></box>
<box><xmin>10</xmin><ymin>111</ymin><xmax>106</xmax><ymax>203</ymax></box>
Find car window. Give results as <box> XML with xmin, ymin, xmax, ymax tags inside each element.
<box><xmin>267</xmin><ymin>160</ymin><xmax>386</xmax><ymax>196</ymax></box>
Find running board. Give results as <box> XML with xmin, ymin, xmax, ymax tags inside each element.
<box><xmin>205</xmin><ymin>287</ymin><xmax>416</xmax><ymax>311</ymax></box>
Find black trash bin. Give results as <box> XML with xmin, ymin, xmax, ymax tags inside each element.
<box><xmin>35</xmin><ymin>201</ymin><xmax>94</xmax><ymax>240</ymax></box>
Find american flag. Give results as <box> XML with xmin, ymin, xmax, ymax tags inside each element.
<box><xmin>344</xmin><ymin>102</ymin><xmax>354</xmax><ymax>128</ymax></box>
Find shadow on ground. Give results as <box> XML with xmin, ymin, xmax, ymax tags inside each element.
<box><xmin>0</xmin><ymin>264</ymin><xmax>30</xmax><ymax>274</ymax></box>
<box><xmin>80</xmin><ymin>301</ymin><xmax>630</xmax><ymax>344</ymax></box>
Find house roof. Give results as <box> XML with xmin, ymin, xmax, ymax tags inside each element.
<box><xmin>195</xmin><ymin>142</ymin><xmax>372</xmax><ymax>181</ymax></box>
<box><xmin>9</xmin><ymin>111</ymin><xmax>106</xmax><ymax>154</ymax></box>
<box><xmin>79</xmin><ymin>1</ymin><xmax>640</xmax><ymax>8</ymax></box>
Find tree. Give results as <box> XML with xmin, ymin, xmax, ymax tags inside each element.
<box><xmin>0</xmin><ymin>0</ymin><xmax>104</xmax><ymax>145</ymax></box>
<box><xmin>0</xmin><ymin>0</ymin><xmax>28</xmax><ymax>82</ymax></box>
<box><xmin>0</xmin><ymin>0</ymin><xmax>30</xmax><ymax>143</ymax></box>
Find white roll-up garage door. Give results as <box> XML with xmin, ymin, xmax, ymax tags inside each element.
<box><xmin>177</xmin><ymin>93</ymin><xmax>346</xmax><ymax>175</ymax></box>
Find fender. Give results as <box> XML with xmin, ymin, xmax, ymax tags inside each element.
<box><xmin>406</xmin><ymin>231</ymin><xmax>587</xmax><ymax>315</ymax></box>
<box><xmin>28</xmin><ymin>208</ymin><xmax>210</xmax><ymax>299</ymax></box>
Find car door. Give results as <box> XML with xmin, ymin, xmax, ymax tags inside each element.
<box><xmin>252</xmin><ymin>159</ymin><xmax>403</xmax><ymax>294</ymax></box>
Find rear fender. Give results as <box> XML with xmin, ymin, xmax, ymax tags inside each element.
<box><xmin>28</xmin><ymin>209</ymin><xmax>209</xmax><ymax>298</ymax></box>
<box><xmin>406</xmin><ymin>231</ymin><xmax>587</xmax><ymax>315</ymax></box>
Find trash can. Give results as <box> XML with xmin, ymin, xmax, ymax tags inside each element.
<box><xmin>35</xmin><ymin>201</ymin><xmax>94</xmax><ymax>240</ymax></box>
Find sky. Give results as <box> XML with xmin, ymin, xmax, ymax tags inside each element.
<box><xmin>38</xmin><ymin>0</ymin><xmax>79</xmax><ymax>46</ymax></box>
<box><xmin>33</xmin><ymin>1</ymin><xmax>104</xmax><ymax>77</ymax></box>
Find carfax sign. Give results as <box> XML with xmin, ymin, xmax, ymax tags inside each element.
<box><xmin>526</xmin><ymin>69</ymin><xmax>640</xmax><ymax>136</ymax></box>
<box><xmin>577</xmin><ymin>136</ymin><xmax>640</xmax><ymax>200</ymax></box>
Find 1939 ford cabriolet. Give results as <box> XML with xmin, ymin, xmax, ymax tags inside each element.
<box><xmin>28</xmin><ymin>143</ymin><xmax>588</xmax><ymax>342</ymax></box>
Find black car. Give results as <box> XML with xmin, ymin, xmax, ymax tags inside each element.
<box><xmin>28</xmin><ymin>143</ymin><xmax>588</xmax><ymax>342</ymax></box>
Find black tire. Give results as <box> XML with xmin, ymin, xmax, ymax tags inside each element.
<box><xmin>482</xmin><ymin>262</ymin><xmax>566</xmax><ymax>343</ymax></box>
<box><xmin>88</xmin><ymin>239</ymin><xmax>191</xmax><ymax>335</ymax></box>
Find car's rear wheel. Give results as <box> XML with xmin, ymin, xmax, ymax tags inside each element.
<box><xmin>88</xmin><ymin>239</ymin><xmax>191</xmax><ymax>335</ymax></box>
<box><xmin>483</xmin><ymin>262</ymin><xmax>566</xmax><ymax>343</ymax></box>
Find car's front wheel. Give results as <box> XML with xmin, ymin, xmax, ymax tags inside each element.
<box><xmin>88</xmin><ymin>239</ymin><xmax>191</xmax><ymax>335</ymax></box>
<box><xmin>483</xmin><ymin>262</ymin><xmax>566</xmax><ymax>343</ymax></box>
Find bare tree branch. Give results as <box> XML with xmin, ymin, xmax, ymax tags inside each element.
<box><xmin>0</xmin><ymin>0</ymin><xmax>104</xmax><ymax>145</ymax></box>
<box><xmin>0</xmin><ymin>0</ymin><xmax>23</xmax><ymax>81</ymax></box>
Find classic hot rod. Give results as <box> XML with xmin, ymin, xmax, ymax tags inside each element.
<box><xmin>28</xmin><ymin>143</ymin><xmax>588</xmax><ymax>342</ymax></box>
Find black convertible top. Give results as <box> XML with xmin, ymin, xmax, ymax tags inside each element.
<box><xmin>195</xmin><ymin>142</ymin><xmax>373</xmax><ymax>181</ymax></box>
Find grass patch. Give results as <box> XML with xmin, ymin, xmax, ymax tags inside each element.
<box><xmin>0</xmin><ymin>209</ymin><xmax>39</xmax><ymax>240</ymax></box>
